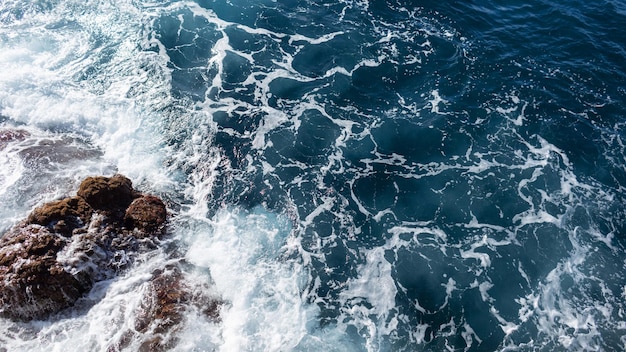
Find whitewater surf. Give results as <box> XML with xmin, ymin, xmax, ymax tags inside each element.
<box><xmin>1</xmin><ymin>0</ymin><xmax>625</xmax><ymax>350</ymax></box>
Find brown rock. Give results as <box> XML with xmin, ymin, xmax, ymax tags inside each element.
<box><xmin>127</xmin><ymin>264</ymin><xmax>222</xmax><ymax>351</ymax></box>
<box><xmin>130</xmin><ymin>266</ymin><xmax>189</xmax><ymax>351</ymax></box>
<box><xmin>0</xmin><ymin>174</ymin><xmax>169</xmax><ymax>322</ymax></box>
<box><xmin>77</xmin><ymin>174</ymin><xmax>136</xmax><ymax>212</ymax></box>
<box><xmin>124</xmin><ymin>195</ymin><xmax>167</xmax><ymax>236</ymax></box>
<box><xmin>27</xmin><ymin>196</ymin><xmax>93</xmax><ymax>236</ymax></box>
<box><xmin>136</xmin><ymin>266</ymin><xmax>190</xmax><ymax>333</ymax></box>
<box><xmin>0</xmin><ymin>225</ymin><xmax>90</xmax><ymax>321</ymax></box>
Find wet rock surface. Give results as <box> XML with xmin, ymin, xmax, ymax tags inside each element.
<box><xmin>27</xmin><ymin>196</ymin><xmax>93</xmax><ymax>236</ymax></box>
<box><xmin>0</xmin><ymin>225</ymin><xmax>89</xmax><ymax>321</ymax></box>
<box><xmin>0</xmin><ymin>175</ymin><xmax>167</xmax><ymax>321</ymax></box>
<box><xmin>0</xmin><ymin>129</ymin><xmax>114</xmax><ymax>230</ymax></box>
<box><xmin>77</xmin><ymin>175</ymin><xmax>137</xmax><ymax>213</ymax></box>
<box><xmin>125</xmin><ymin>195</ymin><xmax>167</xmax><ymax>236</ymax></box>
<box><xmin>18</xmin><ymin>136</ymin><xmax>103</xmax><ymax>165</ymax></box>
<box><xmin>108</xmin><ymin>263</ymin><xmax>223</xmax><ymax>352</ymax></box>
<box><xmin>0</xmin><ymin>174</ymin><xmax>222</xmax><ymax>349</ymax></box>
<box><xmin>136</xmin><ymin>264</ymin><xmax>221</xmax><ymax>351</ymax></box>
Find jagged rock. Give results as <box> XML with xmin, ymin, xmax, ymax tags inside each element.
<box><xmin>125</xmin><ymin>195</ymin><xmax>167</xmax><ymax>236</ymax></box>
<box><xmin>77</xmin><ymin>174</ymin><xmax>136</xmax><ymax>212</ymax></box>
<box><xmin>27</xmin><ymin>196</ymin><xmax>93</xmax><ymax>236</ymax></box>
<box><xmin>1</xmin><ymin>173</ymin><xmax>220</xmax><ymax>348</ymax></box>
<box><xmin>0</xmin><ymin>225</ymin><xmax>90</xmax><ymax>321</ymax></box>
<box><xmin>111</xmin><ymin>264</ymin><xmax>222</xmax><ymax>352</ymax></box>
<box><xmin>0</xmin><ymin>175</ymin><xmax>168</xmax><ymax>321</ymax></box>
<box><xmin>134</xmin><ymin>265</ymin><xmax>190</xmax><ymax>351</ymax></box>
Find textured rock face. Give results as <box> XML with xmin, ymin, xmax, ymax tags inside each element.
<box><xmin>27</xmin><ymin>197</ymin><xmax>93</xmax><ymax>236</ymax></box>
<box><xmin>0</xmin><ymin>175</ymin><xmax>167</xmax><ymax>321</ymax></box>
<box><xmin>109</xmin><ymin>264</ymin><xmax>222</xmax><ymax>352</ymax></box>
<box><xmin>134</xmin><ymin>265</ymin><xmax>191</xmax><ymax>351</ymax></box>
<box><xmin>77</xmin><ymin>175</ymin><xmax>136</xmax><ymax>212</ymax></box>
<box><xmin>125</xmin><ymin>195</ymin><xmax>167</xmax><ymax>236</ymax></box>
<box><xmin>136</xmin><ymin>265</ymin><xmax>221</xmax><ymax>333</ymax></box>
<box><xmin>0</xmin><ymin>225</ymin><xmax>90</xmax><ymax>321</ymax></box>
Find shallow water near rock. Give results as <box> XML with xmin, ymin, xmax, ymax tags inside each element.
<box><xmin>0</xmin><ymin>0</ymin><xmax>625</xmax><ymax>350</ymax></box>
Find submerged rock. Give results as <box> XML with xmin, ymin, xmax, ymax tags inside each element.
<box><xmin>0</xmin><ymin>129</ymin><xmax>29</xmax><ymax>150</ymax></box>
<box><xmin>18</xmin><ymin>137</ymin><xmax>102</xmax><ymax>165</ymax></box>
<box><xmin>109</xmin><ymin>263</ymin><xmax>222</xmax><ymax>352</ymax></box>
<box><xmin>136</xmin><ymin>264</ymin><xmax>222</xmax><ymax>333</ymax></box>
<box><xmin>0</xmin><ymin>174</ymin><xmax>167</xmax><ymax>321</ymax></box>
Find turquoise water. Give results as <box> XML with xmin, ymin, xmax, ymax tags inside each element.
<box><xmin>0</xmin><ymin>0</ymin><xmax>625</xmax><ymax>350</ymax></box>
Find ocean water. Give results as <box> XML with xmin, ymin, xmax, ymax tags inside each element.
<box><xmin>0</xmin><ymin>0</ymin><xmax>625</xmax><ymax>350</ymax></box>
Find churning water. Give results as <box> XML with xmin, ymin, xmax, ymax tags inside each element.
<box><xmin>1</xmin><ymin>0</ymin><xmax>625</xmax><ymax>350</ymax></box>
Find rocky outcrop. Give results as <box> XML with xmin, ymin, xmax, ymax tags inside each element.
<box><xmin>107</xmin><ymin>263</ymin><xmax>223</xmax><ymax>352</ymax></box>
<box><xmin>0</xmin><ymin>225</ymin><xmax>90</xmax><ymax>320</ymax></box>
<box><xmin>18</xmin><ymin>135</ymin><xmax>102</xmax><ymax>165</ymax></box>
<box><xmin>0</xmin><ymin>174</ymin><xmax>167</xmax><ymax>321</ymax></box>
<box><xmin>134</xmin><ymin>264</ymin><xmax>221</xmax><ymax>351</ymax></box>
<box><xmin>0</xmin><ymin>174</ymin><xmax>221</xmax><ymax>349</ymax></box>
<box><xmin>125</xmin><ymin>195</ymin><xmax>168</xmax><ymax>236</ymax></box>
<box><xmin>77</xmin><ymin>175</ymin><xmax>136</xmax><ymax>213</ymax></box>
<box><xmin>27</xmin><ymin>196</ymin><xmax>93</xmax><ymax>236</ymax></box>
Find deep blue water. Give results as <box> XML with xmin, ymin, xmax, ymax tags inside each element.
<box><xmin>0</xmin><ymin>0</ymin><xmax>625</xmax><ymax>350</ymax></box>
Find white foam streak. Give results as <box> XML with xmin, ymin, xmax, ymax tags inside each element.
<box><xmin>289</xmin><ymin>32</ymin><xmax>345</xmax><ymax>45</ymax></box>
<box><xmin>513</xmin><ymin>223</ymin><xmax>615</xmax><ymax>350</ymax></box>
<box><xmin>339</xmin><ymin>246</ymin><xmax>398</xmax><ymax>351</ymax></box>
<box><xmin>388</xmin><ymin>224</ymin><xmax>448</xmax><ymax>243</ymax></box>
<box><xmin>0</xmin><ymin>147</ymin><xmax>24</xmax><ymax>199</ymax></box>
<box><xmin>428</xmin><ymin>89</ymin><xmax>448</xmax><ymax>114</ymax></box>
<box><xmin>490</xmin><ymin>306</ymin><xmax>519</xmax><ymax>336</ymax></box>
<box><xmin>348</xmin><ymin>178</ymin><xmax>373</xmax><ymax>217</ymax></box>
<box><xmin>302</xmin><ymin>196</ymin><xmax>335</xmax><ymax>227</ymax></box>
<box><xmin>465</xmin><ymin>215</ymin><xmax>515</xmax><ymax>239</ymax></box>
<box><xmin>252</xmin><ymin>108</ymin><xmax>292</xmax><ymax>149</ymax></box>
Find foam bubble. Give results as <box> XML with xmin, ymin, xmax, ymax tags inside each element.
<box><xmin>183</xmin><ymin>207</ymin><xmax>321</xmax><ymax>351</ymax></box>
<box><xmin>339</xmin><ymin>246</ymin><xmax>398</xmax><ymax>349</ymax></box>
<box><xmin>427</xmin><ymin>89</ymin><xmax>448</xmax><ymax>114</ymax></box>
